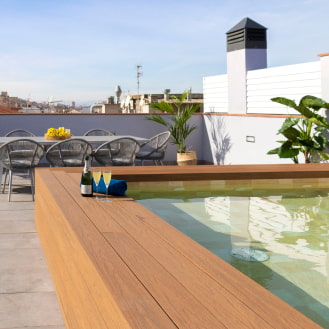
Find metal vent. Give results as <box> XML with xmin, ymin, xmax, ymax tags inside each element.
<box><xmin>227</xmin><ymin>29</ymin><xmax>245</xmax><ymax>45</ymax></box>
<box><xmin>227</xmin><ymin>28</ymin><xmax>266</xmax><ymax>51</ymax></box>
<box><xmin>246</xmin><ymin>29</ymin><xmax>266</xmax><ymax>41</ymax></box>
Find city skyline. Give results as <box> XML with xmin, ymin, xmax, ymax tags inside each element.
<box><xmin>0</xmin><ymin>0</ymin><xmax>328</xmax><ymax>106</ymax></box>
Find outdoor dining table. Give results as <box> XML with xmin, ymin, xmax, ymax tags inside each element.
<box><xmin>0</xmin><ymin>135</ymin><xmax>148</xmax><ymax>187</ymax></box>
<box><xmin>0</xmin><ymin>135</ymin><xmax>148</xmax><ymax>146</ymax></box>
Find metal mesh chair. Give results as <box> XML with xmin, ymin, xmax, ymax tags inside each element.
<box><xmin>135</xmin><ymin>131</ymin><xmax>171</xmax><ymax>165</ymax></box>
<box><xmin>5</xmin><ymin>129</ymin><xmax>36</xmax><ymax>137</ymax></box>
<box><xmin>83</xmin><ymin>128</ymin><xmax>116</xmax><ymax>152</ymax></box>
<box><xmin>83</xmin><ymin>129</ymin><xmax>115</xmax><ymax>136</ymax></box>
<box><xmin>0</xmin><ymin>139</ymin><xmax>44</xmax><ymax>201</ymax></box>
<box><xmin>94</xmin><ymin>137</ymin><xmax>140</xmax><ymax>166</ymax></box>
<box><xmin>45</xmin><ymin>138</ymin><xmax>92</xmax><ymax>167</ymax></box>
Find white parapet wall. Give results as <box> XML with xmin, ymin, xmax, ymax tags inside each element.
<box><xmin>203</xmin><ymin>74</ymin><xmax>228</xmax><ymax>113</ymax></box>
<box><xmin>247</xmin><ymin>61</ymin><xmax>321</xmax><ymax>114</ymax></box>
<box><xmin>203</xmin><ymin>61</ymin><xmax>322</xmax><ymax>115</ymax></box>
<box><xmin>203</xmin><ymin>114</ymin><xmax>292</xmax><ymax>165</ymax></box>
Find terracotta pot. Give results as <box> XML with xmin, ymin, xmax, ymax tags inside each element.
<box><xmin>177</xmin><ymin>151</ymin><xmax>197</xmax><ymax>166</ymax></box>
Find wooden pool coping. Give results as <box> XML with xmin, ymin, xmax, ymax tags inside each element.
<box><xmin>35</xmin><ymin>164</ymin><xmax>326</xmax><ymax>328</ymax></box>
<box><xmin>95</xmin><ymin>162</ymin><xmax>329</xmax><ymax>181</ymax></box>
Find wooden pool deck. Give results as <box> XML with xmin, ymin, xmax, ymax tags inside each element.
<box><xmin>34</xmin><ymin>164</ymin><xmax>329</xmax><ymax>329</ymax></box>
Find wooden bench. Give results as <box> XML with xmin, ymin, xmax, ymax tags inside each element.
<box><xmin>35</xmin><ymin>165</ymin><xmax>324</xmax><ymax>328</ymax></box>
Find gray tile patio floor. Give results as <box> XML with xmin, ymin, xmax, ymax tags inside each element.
<box><xmin>0</xmin><ymin>173</ymin><xmax>65</xmax><ymax>329</ymax></box>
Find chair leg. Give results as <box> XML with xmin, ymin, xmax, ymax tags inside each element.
<box><xmin>8</xmin><ymin>170</ymin><xmax>13</xmax><ymax>202</ymax></box>
<box><xmin>2</xmin><ymin>169</ymin><xmax>8</xmax><ymax>194</ymax></box>
<box><xmin>0</xmin><ymin>168</ymin><xmax>4</xmax><ymax>189</ymax></box>
<box><xmin>29</xmin><ymin>168</ymin><xmax>35</xmax><ymax>201</ymax></box>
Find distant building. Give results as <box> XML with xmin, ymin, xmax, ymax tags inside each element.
<box><xmin>90</xmin><ymin>91</ymin><xmax>203</xmax><ymax>114</ymax></box>
<box><xmin>0</xmin><ymin>104</ymin><xmax>19</xmax><ymax>114</ymax></box>
<box><xmin>90</xmin><ymin>97</ymin><xmax>121</xmax><ymax>113</ymax></box>
<box><xmin>0</xmin><ymin>91</ymin><xmax>22</xmax><ymax>108</ymax></box>
<box><xmin>121</xmin><ymin>91</ymin><xmax>204</xmax><ymax>114</ymax></box>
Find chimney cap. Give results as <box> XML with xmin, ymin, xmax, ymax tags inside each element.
<box><xmin>226</xmin><ymin>17</ymin><xmax>267</xmax><ymax>34</ymax></box>
<box><xmin>226</xmin><ymin>17</ymin><xmax>267</xmax><ymax>52</ymax></box>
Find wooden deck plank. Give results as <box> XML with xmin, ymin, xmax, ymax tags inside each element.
<box><xmin>35</xmin><ymin>166</ymin><xmax>325</xmax><ymax>329</ymax></box>
<box><xmin>36</xmin><ymin>198</ymin><xmax>119</xmax><ymax>329</ymax></box>
<box><xmin>35</xmin><ymin>171</ymin><xmax>134</xmax><ymax>329</ymax></box>
<box><xmin>35</xmin><ymin>169</ymin><xmax>178</xmax><ymax>329</ymax></box>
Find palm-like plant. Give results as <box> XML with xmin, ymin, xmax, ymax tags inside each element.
<box><xmin>268</xmin><ymin>95</ymin><xmax>329</xmax><ymax>163</ymax></box>
<box><xmin>146</xmin><ymin>91</ymin><xmax>201</xmax><ymax>153</ymax></box>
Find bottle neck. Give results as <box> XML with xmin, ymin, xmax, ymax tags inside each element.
<box><xmin>84</xmin><ymin>158</ymin><xmax>91</xmax><ymax>173</ymax></box>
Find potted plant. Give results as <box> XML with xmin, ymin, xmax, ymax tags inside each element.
<box><xmin>146</xmin><ymin>90</ymin><xmax>201</xmax><ymax>165</ymax></box>
<box><xmin>267</xmin><ymin>95</ymin><xmax>329</xmax><ymax>163</ymax></box>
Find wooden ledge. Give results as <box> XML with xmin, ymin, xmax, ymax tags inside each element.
<box><xmin>44</xmin><ymin>162</ymin><xmax>329</xmax><ymax>181</ymax></box>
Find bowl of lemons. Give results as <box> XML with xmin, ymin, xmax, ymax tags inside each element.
<box><xmin>44</xmin><ymin>127</ymin><xmax>71</xmax><ymax>140</ymax></box>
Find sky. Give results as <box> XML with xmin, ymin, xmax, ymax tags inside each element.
<box><xmin>1</xmin><ymin>0</ymin><xmax>329</xmax><ymax>106</ymax></box>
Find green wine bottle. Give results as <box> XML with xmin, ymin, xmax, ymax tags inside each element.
<box><xmin>80</xmin><ymin>155</ymin><xmax>93</xmax><ymax>197</ymax></box>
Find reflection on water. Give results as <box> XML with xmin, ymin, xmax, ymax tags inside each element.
<box><xmin>203</xmin><ymin>194</ymin><xmax>329</xmax><ymax>327</ymax></box>
<box><xmin>129</xmin><ymin>180</ymin><xmax>329</xmax><ymax>327</ymax></box>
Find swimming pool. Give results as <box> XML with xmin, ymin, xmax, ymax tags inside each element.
<box><xmin>128</xmin><ymin>178</ymin><xmax>329</xmax><ymax>328</ymax></box>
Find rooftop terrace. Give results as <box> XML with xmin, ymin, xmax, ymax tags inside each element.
<box><xmin>2</xmin><ymin>164</ymin><xmax>329</xmax><ymax>328</ymax></box>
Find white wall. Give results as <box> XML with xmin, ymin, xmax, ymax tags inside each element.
<box><xmin>203</xmin><ymin>61</ymin><xmax>321</xmax><ymax>115</ymax></box>
<box><xmin>247</xmin><ymin>61</ymin><xmax>321</xmax><ymax>114</ymax></box>
<box><xmin>203</xmin><ymin>114</ymin><xmax>289</xmax><ymax>165</ymax></box>
<box><xmin>203</xmin><ymin>75</ymin><xmax>228</xmax><ymax>113</ymax></box>
<box><xmin>227</xmin><ymin>49</ymin><xmax>248</xmax><ymax>114</ymax></box>
<box><xmin>320</xmin><ymin>54</ymin><xmax>329</xmax><ymax>100</ymax></box>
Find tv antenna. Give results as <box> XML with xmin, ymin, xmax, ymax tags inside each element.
<box><xmin>136</xmin><ymin>64</ymin><xmax>143</xmax><ymax>96</ymax></box>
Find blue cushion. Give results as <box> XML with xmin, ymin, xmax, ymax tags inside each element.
<box><xmin>92</xmin><ymin>177</ymin><xmax>127</xmax><ymax>196</ymax></box>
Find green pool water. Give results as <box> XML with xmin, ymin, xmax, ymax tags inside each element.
<box><xmin>128</xmin><ymin>178</ymin><xmax>329</xmax><ymax>328</ymax></box>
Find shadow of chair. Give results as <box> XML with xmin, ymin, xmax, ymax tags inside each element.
<box><xmin>94</xmin><ymin>137</ymin><xmax>140</xmax><ymax>166</ymax></box>
<box><xmin>0</xmin><ymin>139</ymin><xmax>45</xmax><ymax>201</ymax></box>
<box><xmin>135</xmin><ymin>131</ymin><xmax>171</xmax><ymax>165</ymax></box>
<box><xmin>45</xmin><ymin>139</ymin><xmax>92</xmax><ymax>167</ymax></box>
<box><xmin>5</xmin><ymin>129</ymin><xmax>36</xmax><ymax>137</ymax></box>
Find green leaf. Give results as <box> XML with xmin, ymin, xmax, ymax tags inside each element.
<box><xmin>146</xmin><ymin>115</ymin><xmax>168</xmax><ymax>127</ymax></box>
<box><xmin>295</xmin><ymin>105</ymin><xmax>314</xmax><ymax>118</ymax></box>
<box><xmin>299</xmin><ymin>138</ymin><xmax>315</xmax><ymax>148</ymax></box>
<box><xmin>149</xmin><ymin>101</ymin><xmax>175</xmax><ymax>114</ymax></box>
<box><xmin>300</xmin><ymin>95</ymin><xmax>326</xmax><ymax>111</ymax></box>
<box><xmin>278</xmin><ymin>141</ymin><xmax>300</xmax><ymax>158</ymax></box>
<box><xmin>267</xmin><ymin>147</ymin><xmax>280</xmax><ymax>155</ymax></box>
<box><xmin>314</xmin><ymin>134</ymin><xmax>329</xmax><ymax>149</ymax></box>
<box><xmin>315</xmin><ymin>151</ymin><xmax>329</xmax><ymax>160</ymax></box>
<box><xmin>278</xmin><ymin>118</ymin><xmax>299</xmax><ymax>132</ymax></box>
<box><xmin>271</xmin><ymin>97</ymin><xmax>297</xmax><ymax>109</ymax></box>
<box><xmin>308</xmin><ymin>115</ymin><xmax>329</xmax><ymax>128</ymax></box>
<box><xmin>280</xmin><ymin>126</ymin><xmax>301</xmax><ymax>141</ymax></box>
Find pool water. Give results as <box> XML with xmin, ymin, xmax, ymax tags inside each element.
<box><xmin>128</xmin><ymin>178</ymin><xmax>329</xmax><ymax>328</ymax></box>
